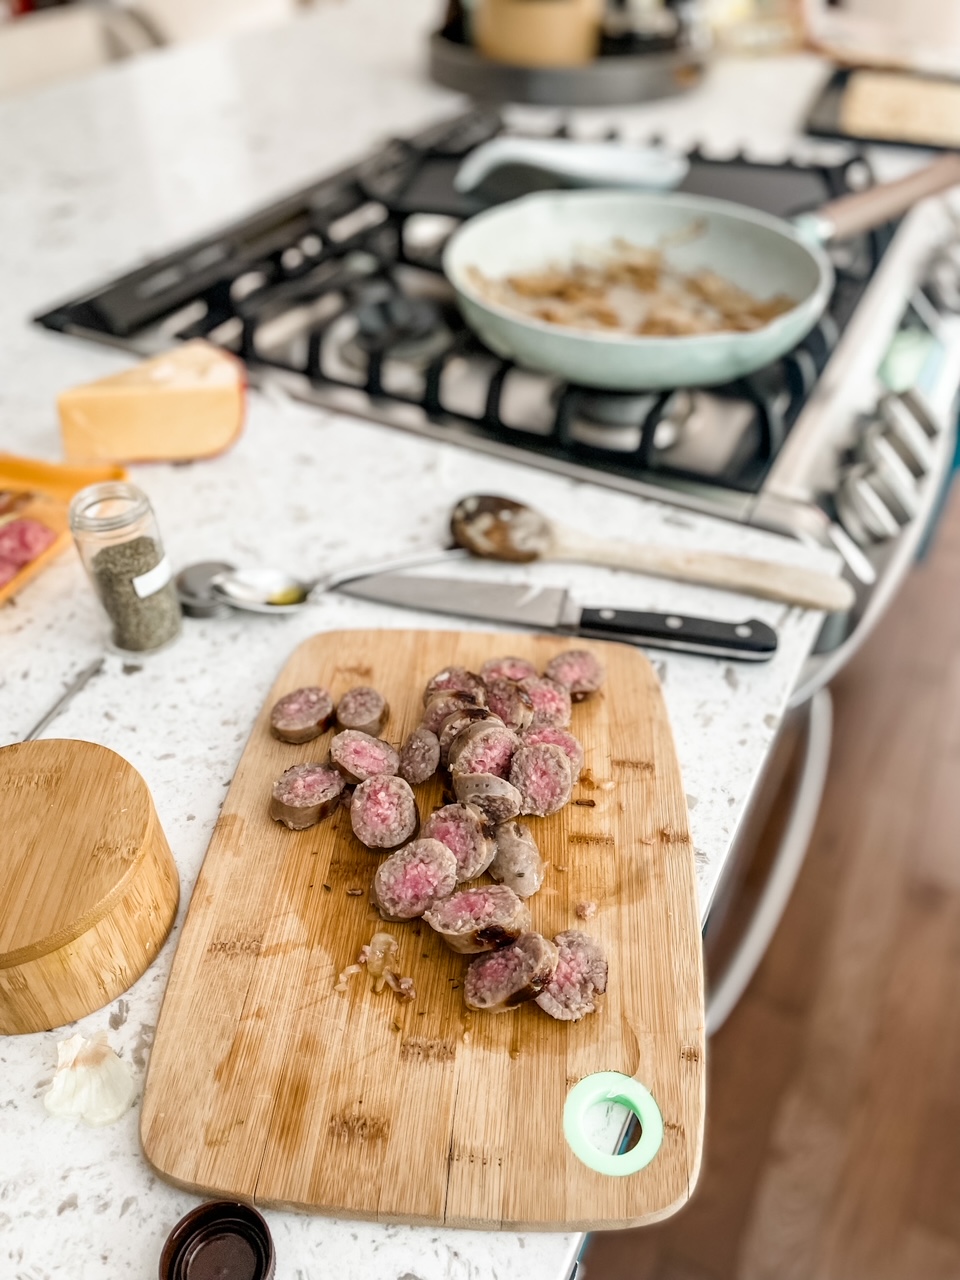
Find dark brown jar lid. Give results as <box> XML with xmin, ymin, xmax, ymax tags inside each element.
<box><xmin>160</xmin><ymin>1200</ymin><xmax>275</xmax><ymax>1280</ymax></box>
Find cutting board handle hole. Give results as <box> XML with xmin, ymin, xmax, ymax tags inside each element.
<box><xmin>563</xmin><ymin>1072</ymin><xmax>664</xmax><ymax>1177</ymax></box>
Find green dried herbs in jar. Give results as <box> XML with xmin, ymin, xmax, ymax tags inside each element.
<box><xmin>69</xmin><ymin>482</ymin><xmax>182</xmax><ymax>652</ymax></box>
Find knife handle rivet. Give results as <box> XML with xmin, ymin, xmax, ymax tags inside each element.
<box><xmin>665</xmin><ymin>616</ymin><xmax>683</xmax><ymax>630</ymax></box>
<box><xmin>735</xmin><ymin>624</ymin><xmax>753</xmax><ymax>638</ymax></box>
<box><xmin>599</xmin><ymin>608</ymin><xmax>615</xmax><ymax>620</ymax></box>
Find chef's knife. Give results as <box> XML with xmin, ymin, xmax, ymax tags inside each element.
<box><xmin>336</xmin><ymin>573</ymin><xmax>778</xmax><ymax>661</ymax></box>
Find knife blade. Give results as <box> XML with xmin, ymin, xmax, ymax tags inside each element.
<box><xmin>336</xmin><ymin>573</ymin><xmax>778</xmax><ymax>661</ymax></box>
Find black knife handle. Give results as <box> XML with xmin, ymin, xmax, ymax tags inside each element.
<box><xmin>576</xmin><ymin>608</ymin><xmax>778</xmax><ymax>661</ymax></box>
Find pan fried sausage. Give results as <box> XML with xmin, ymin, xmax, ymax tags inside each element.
<box><xmin>535</xmin><ymin>930</ymin><xmax>608</xmax><ymax>1021</ymax></box>
<box><xmin>351</xmin><ymin>775</ymin><xmax>420</xmax><ymax>850</ymax></box>
<box><xmin>330</xmin><ymin>730</ymin><xmax>399</xmax><ymax>784</ymax></box>
<box><xmin>336</xmin><ymin>686</ymin><xmax>389</xmax><ymax>735</ymax></box>
<box><xmin>424</xmin><ymin>885</ymin><xmax>530</xmax><ymax>954</ymax></box>
<box><xmin>270</xmin><ymin>686</ymin><xmax>334</xmax><ymax>744</ymax></box>
<box><xmin>373</xmin><ymin>839</ymin><xmax>458</xmax><ymax>921</ymax></box>
<box><xmin>270</xmin><ymin>763</ymin><xmax>344</xmax><ymax>829</ymax></box>
<box><xmin>464</xmin><ymin>932</ymin><xmax>559</xmax><ymax>1012</ymax></box>
<box><xmin>509</xmin><ymin>743</ymin><xmax>573</xmax><ymax>816</ymax></box>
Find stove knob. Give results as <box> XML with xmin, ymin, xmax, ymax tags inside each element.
<box><xmin>925</xmin><ymin>241</ymin><xmax>960</xmax><ymax>313</ymax></box>
<box><xmin>836</xmin><ymin>464</ymin><xmax>902</xmax><ymax>545</ymax></box>
<box><xmin>875</xmin><ymin>394</ymin><xmax>936</xmax><ymax>475</ymax></box>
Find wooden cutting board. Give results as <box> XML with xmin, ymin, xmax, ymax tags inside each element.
<box><xmin>141</xmin><ymin>630</ymin><xmax>704</xmax><ymax>1231</ymax></box>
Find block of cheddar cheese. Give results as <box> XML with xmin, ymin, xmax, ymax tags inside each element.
<box><xmin>58</xmin><ymin>341</ymin><xmax>246</xmax><ymax>464</ymax></box>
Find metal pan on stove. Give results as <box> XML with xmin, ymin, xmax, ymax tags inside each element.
<box><xmin>443</xmin><ymin>155</ymin><xmax>960</xmax><ymax>392</ymax></box>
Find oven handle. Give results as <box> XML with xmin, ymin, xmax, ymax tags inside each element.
<box><xmin>706</xmin><ymin>687</ymin><xmax>833</xmax><ymax>1036</ymax></box>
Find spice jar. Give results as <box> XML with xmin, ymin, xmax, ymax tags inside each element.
<box><xmin>69</xmin><ymin>481</ymin><xmax>182</xmax><ymax>653</ymax></box>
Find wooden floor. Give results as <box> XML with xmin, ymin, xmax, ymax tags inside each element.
<box><xmin>584</xmin><ymin>483</ymin><xmax>960</xmax><ymax>1280</ymax></box>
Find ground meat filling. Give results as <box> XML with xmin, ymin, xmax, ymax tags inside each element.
<box><xmin>330</xmin><ymin>730</ymin><xmax>399</xmax><ymax>784</ymax></box>
<box><xmin>535</xmin><ymin>930</ymin><xmax>608</xmax><ymax>1021</ymax></box>
<box><xmin>421</xmin><ymin>803</ymin><xmax>495</xmax><ymax>882</ymax></box>
<box><xmin>423</xmin><ymin>666</ymin><xmax>487</xmax><ymax>705</ymax></box>
<box><xmin>448</xmin><ymin>721</ymin><xmax>520</xmax><ymax>779</ymax></box>
<box><xmin>424</xmin><ymin>885</ymin><xmax>531</xmax><ymax>954</ymax></box>
<box><xmin>464</xmin><ymin>932</ymin><xmax>560</xmax><ymax>1012</ymax></box>
<box><xmin>519</xmin><ymin>726</ymin><xmax>584</xmax><ymax>782</ymax></box>
<box><xmin>421</xmin><ymin>689</ymin><xmax>484</xmax><ymax>735</ymax></box>
<box><xmin>269</xmin><ymin>686</ymin><xmax>334</xmax><ymax>743</ymax></box>
<box><xmin>484</xmin><ymin>677</ymin><xmax>535</xmax><ymax>732</ymax></box>
<box><xmin>270</xmin><ymin>763</ymin><xmax>344</xmax><ymax>830</ymax></box>
<box><xmin>398</xmin><ymin>726</ymin><xmax>440</xmax><ymax>785</ymax></box>
<box><xmin>490</xmin><ymin>820</ymin><xmax>546</xmax><ymax>898</ymax></box>
<box><xmin>518</xmin><ymin>676</ymin><xmax>572</xmax><ymax>729</ymax></box>
<box><xmin>544</xmin><ymin>649</ymin><xmax>606</xmax><ymax>700</ymax></box>
<box><xmin>509</xmin><ymin>743</ymin><xmax>573</xmax><ymax>817</ymax></box>
<box><xmin>453</xmin><ymin>773</ymin><xmax>523</xmax><ymax>824</ymax></box>
<box><xmin>351</xmin><ymin>775</ymin><xmax>420</xmax><ymax>850</ymax></box>
<box><xmin>336</xmin><ymin>685</ymin><xmax>389</xmax><ymax>735</ymax></box>
<box><xmin>480</xmin><ymin>655</ymin><xmax>538</xmax><ymax>684</ymax></box>
<box><xmin>374</xmin><ymin>839</ymin><xmax>458</xmax><ymax>921</ymax></box>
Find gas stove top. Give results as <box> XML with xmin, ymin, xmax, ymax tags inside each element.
<box><xmin>36</xmin><ymin>109</ymin><xmax>960</xmax><ymax>580</ymax></box>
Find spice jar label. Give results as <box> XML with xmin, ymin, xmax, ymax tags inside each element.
<box><xmin>132</xmin><ymin>555</ymin><xmax>173</xmax><ymax>600</ymax></box>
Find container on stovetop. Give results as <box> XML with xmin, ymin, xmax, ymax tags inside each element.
<box><xmin>69</xmin><ymin>480</ymin><xmax>182</xmax><ymax>652</ymax></box>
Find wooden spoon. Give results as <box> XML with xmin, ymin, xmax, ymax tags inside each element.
<box><xmin>450</xmin><ymin>494</ymin><xmax>855</xmax><ymax>613</ymax></box>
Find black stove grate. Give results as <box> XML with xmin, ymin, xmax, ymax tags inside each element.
<box><xmin>36</xmin><ymin>109</ymin><xmax>895</xmax><ymax>497</ymax></box>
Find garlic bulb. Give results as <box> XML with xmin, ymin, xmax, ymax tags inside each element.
<box><xmin>43</xmin><ymin>1032</ymin><xmax>136</xmax><ymax>1126</ymax></box>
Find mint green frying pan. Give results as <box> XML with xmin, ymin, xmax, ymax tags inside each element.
<box><xmin>443</xmin><ymin>155</ymin><xmax>960</xmax><ymax>392</ymax></box>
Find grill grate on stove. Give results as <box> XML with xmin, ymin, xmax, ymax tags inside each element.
<box><xmin>35</xmin><ymin>109</ymin><xmax>896</xmax><ymax>497</ymax></box>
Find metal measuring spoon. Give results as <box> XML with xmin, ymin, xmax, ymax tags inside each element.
<box><xmin>206</xmin><ymin>547</ymin><xmax>471</xmax><ymax>615</ymax></box>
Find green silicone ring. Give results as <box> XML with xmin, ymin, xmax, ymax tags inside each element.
<box><xmin>563</xmin><ymin>1072</ymin><xmax>664</xmax><ymax>1177</ymax></box>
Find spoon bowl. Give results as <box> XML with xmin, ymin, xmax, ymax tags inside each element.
<box><xmin>211</xmin><ymin>568</ymin><xmax>315</xmax><ymax>613</ymax></box>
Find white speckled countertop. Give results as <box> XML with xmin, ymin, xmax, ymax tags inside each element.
<box><xmin>0</xmin><ymin>6</ymin><xmax>842</xmax><ymax>1278</ymax></box>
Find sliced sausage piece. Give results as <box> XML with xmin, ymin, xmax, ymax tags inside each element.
<box><xmin>544</xmin><ymin>649</ymin><xmax>606</xmax><ymax>700</ymax></box>
<box><xmin>351</xmin><ymin>775</ymin><xmax>420</xmax><ymax>850</ymax></box>
<box><xmin>398</xmin><ymin>725</ymin><xmax>440</xmax><ymax>786</ymax></box>
<box><xmin>464</xmin><ymin>932</ymin><xmax>559</xmax><ymax>1012</ymax></box>
<box><xmin>422</xmin><ymin>666</ymin><xmax>487</xmax><ymax>706</ymax></box>
<box><xmin>509</xmin><ymin>743</ymin><xmax>573</xmax><ymax>817</ymax></box>
<box><xmin>424</xmin><ymin>885</ymin><xmax>531</xmax><ymax>954</ymax></box>
<box><xmin>270</xmin><ymin>686</ymin><xmax>334</xmax><ymax>744</ymax></box>
<box><xmin>535</xmin><ymin>930</ymin><xmax>608</xmax><ymax>1022</ymax></box>
<box><xmin>519</xmin><ymin>726</ymin><xmax>584</xmax><ymax>783</ymax></box>
<box><xmin>490</xmin><ymin>820</ymin><xmax>545</xmax><ymax>898</ymax></box>
<box><xmin>421</xmin><ymin>802</ymin><xmax>495</xmax><ymax>882</ymax></box>
<box><xmin>453</xmin><ymin>773</ymin><xmax>523</xmax><ymax>825</ymax></box>
<box><xmin>0</xmin><ymin>517</ymin><xmax>57</xmax><ymax>566</ymax></box>
<box><xmin>373</xmin><ymin>838</ymin><xmax>458</xmax><ymax>922</ymax></box>
<box><xmin>518</xmin><ymin>675</ymin><xmax>572</xmax><ymax>729</ymax></box>
<box><xmin>438</xmin><ymin>707</ymin><xmax>502</xmax><ymax>768</ymax></box>
<box><xmin>448</xmin><ymin>719</ymin><xmax>520</xmax><ymax>779</ymax></box>
<box><xmin>330</xmin><ymin>730</ymin><xmax>399</xmax><ymax>784</ymax></box>
<box><xmin>270</xmin><ymin>763</ymin><xmax>344</xmax><ymax>830</ymax></box>
<box><xmin>422</xmin><ymin>689</ymin><xmax>484</xmax><ymax>735</ymax></box>
<box><xmin>484</xmin><ymin>677</ymin><xmax>535</xmax><ymax>732</ymax></box>
<box><xmin>336</xmin><ymin>686</ymin><xmax>389</xmax><ymax>735</ymax></box>
<box><xmin>480</xmin><ymin>655</ymin><xmax>538</xmax><ymax>684</ymax></box>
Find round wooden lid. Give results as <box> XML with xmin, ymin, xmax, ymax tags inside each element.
<box><xmin>0</xmin><ymin>739</ymin><xmax>155</xmax><ymax>966</ymax></box>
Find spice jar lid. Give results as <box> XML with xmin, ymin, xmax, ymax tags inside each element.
<box><xmin>159</xmin><ymin>1200</ymin><xmax>275</xmax><ymax>1280</ymax></box>
<box><xmin>175</xmin><ymin>561</ymin><xmax>236</xmax><ymax>619</ymax></box>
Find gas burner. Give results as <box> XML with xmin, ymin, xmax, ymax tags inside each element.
<box><xmin>36</xmin><ymin>106</ymin><xmax>921</xmax><ymax>518</ymax></box>
<box><xmin>576</xmin><ymin>389</ymin><xmax>660</xmax><ymax>427</ymax></box>
<box><xmin>341</xmin><ymin>288</ymin><xmax>452</xmax><ymax>370</ymax></box>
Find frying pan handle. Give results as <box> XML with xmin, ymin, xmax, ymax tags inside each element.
<box><xmin>816</xmin><ymin>154</ymin><xmax>960</xmax><ymax>243</ymax></box>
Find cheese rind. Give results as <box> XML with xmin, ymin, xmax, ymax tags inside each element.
<box><xmin>58</xmin><ymin>341</ymin><xmax>246</xmax><ymax>464</ymax></box>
